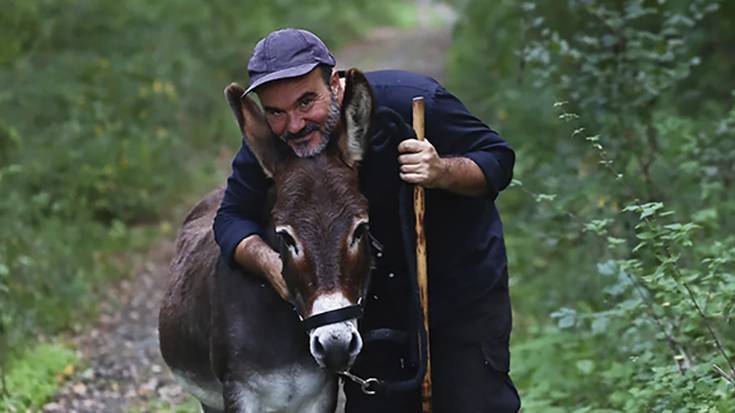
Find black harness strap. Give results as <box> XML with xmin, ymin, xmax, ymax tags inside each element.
<box><xmin>301</xmin><ymin>303</ymin><xmax>364</xmax><ymax>331</ymax></box>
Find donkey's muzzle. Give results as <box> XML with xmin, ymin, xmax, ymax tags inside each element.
<box><xmin>310</xmin><ymin>329</ymin><xmax>362</xmax><ymax>371</ymax></box>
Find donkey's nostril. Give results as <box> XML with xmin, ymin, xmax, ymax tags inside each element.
<box><xmin>348</xmin><ymin>332</ymin><xmax>360</xmax><ymax>354</ymax></box>
<box><xmin>313</xmin><ymin>336</ymin><xmax>326</xmax><ymax>356</ymax></box>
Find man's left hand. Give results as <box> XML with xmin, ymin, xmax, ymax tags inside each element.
<box><xmin>398</xmin><ymin>138</ymin><xmax>447</xmax><ymax>188</ymax></box>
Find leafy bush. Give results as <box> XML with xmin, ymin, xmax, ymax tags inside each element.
<box><xmin>447</xmin><ymin>0</ymin><xmax>734</xmax><ymax>410</ymax></box>
<box><xmin>0</xmin><ymin>342</ymin><xmax>78</xmax><ymax>410</ymax></box>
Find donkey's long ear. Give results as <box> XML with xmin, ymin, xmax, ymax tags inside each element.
<box><xmin>225</xmin><ymin>83</ymin><xmax>281</xmax><ymax>177</ymax></box>
<box><xmin>339</xmin><ymin>69</ymin><xmax>375</xmax><ymax>167</ymax></box>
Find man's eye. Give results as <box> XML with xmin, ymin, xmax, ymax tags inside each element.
<box><xmin>298</xmin><ymin>98</ymin><xmax>313</xmax><ymax>109</ymax></box>
<box><xmin>268</xmin><ymin>110</ymin><xmax>285</xmax><ymax>118</ymax></box>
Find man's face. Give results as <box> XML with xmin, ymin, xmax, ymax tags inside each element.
<box><xmin>258</xmin><ymin>68</ymin><xmax>342</xmax><ymax>158</ymax></box>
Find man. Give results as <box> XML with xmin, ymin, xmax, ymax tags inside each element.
<box><xmin>214</xmin><ymin>28</ymin><xmax>520</xmax><ymax>412</ymax></box>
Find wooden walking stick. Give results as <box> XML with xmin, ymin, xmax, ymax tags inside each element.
<box><xmin>412</xmin><ymin>96</ymin><xmax>432</xmax><ymax>413</ymax></box>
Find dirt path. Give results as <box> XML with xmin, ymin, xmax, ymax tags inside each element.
<box><xmin>44</xmin><ymin>9</ymin><xmax>455</xmax><ymax>413</ymax></box>
<box><xmin>42</xmin><ymin>240</ymin><xmax>189</xmax><ymax>413</ymax></box>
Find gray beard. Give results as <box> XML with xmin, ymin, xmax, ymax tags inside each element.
<box><xmin>290</xmin><ymin>93</ymin><xmax>340</xmax><ymax>158</ymax></box>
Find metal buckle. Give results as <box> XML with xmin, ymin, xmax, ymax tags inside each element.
<box><xmin>338</xmin><ymin>370</ymin><xmax>380</xmax><ymax>395</ymax></box>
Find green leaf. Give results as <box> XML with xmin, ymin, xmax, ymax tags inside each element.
<box><xmin>535</xmin><ymin>193</ymin><xmax>558</xmax><ymax>203</ymax></box>
<box><xmin>607</xmin><ymin>237</ymin><xmax>625</xmax><ymax>246</ymax></box>
<box><xmin>591</xmin><ymin>316</ymin><xmax>610</xmax><ymax>334</ymax></box>
<box><xmin>576</xmin><ymin>359</ymin><xmax>595</xmax><ymax>375</ymax></box>
<box><xmin>639</xmin><ymin>202</ymin><xmax>665</xmax><ymax>219</ymax></box>
<box><xmin>551</xmin><ymin>307</ymin><xmax>578</xmax><ymax>329</ymax></box>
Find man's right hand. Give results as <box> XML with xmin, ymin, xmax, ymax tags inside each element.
<box><xmin>234</xmin><ymin>235</ymin><xmax>290</xmax><ymax>302</ymax></box>
<box><xmin>264</xmin><ymin>258</ymin><xmax>289</xmax><ymax>302</ymax></box>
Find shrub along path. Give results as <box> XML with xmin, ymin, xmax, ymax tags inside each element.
<box><xmin>43</xmin><ymin>11</ymin><xmax>455</xmax><ymax>413</ymax></box>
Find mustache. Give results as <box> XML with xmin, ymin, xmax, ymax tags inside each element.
<box><xmin>281</xmin><ymin>122</ymin><xmax>320</xmax><ymax>142</ymax></box>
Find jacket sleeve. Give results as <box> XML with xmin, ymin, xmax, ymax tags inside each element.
<box><xmin>213</xmin><ymin>140</ymin><xmax>270</xmax><ymax>265</ymax></box>
<box><xmin>426</xmin><ymin>85</ymin><xmax>515</xmax><ymax>200</ymax></box>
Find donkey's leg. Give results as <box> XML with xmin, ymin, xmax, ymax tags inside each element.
<box><xmin>201</xmin><ymin>403</ymin><xmax>224</xmax><ymax>413</ymax></box>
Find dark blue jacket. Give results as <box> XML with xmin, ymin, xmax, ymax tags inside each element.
<box><xmin>214</xmin><ymin>70</ymin><xmax>514</xmax><ymax>342</ymax></box>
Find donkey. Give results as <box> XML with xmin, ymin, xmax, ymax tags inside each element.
<box><xmin>159</xmin><ymin>69</ymin><xmax>376</xmax><ymax>412</ymax></box>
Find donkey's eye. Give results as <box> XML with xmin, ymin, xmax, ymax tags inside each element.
<box><xmin>351</xmin><ymin>222</ymin><xmax>368</xmax><ymax>247</ymax></box>
<box><xmin>277</xmin><ymin>230</ymin><xmax>299</xmax><ymax>256</ymax></box>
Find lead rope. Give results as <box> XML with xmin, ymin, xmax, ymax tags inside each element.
<box><xmin>336</xmin><ymin>108</ymin><xmax>430</xmax><ymax>397</ymax></box>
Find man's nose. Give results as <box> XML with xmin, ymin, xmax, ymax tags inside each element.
<box><xmin>287</xmin><ymin>112</ymin><xmax>306</xmax><ymax>134</ymax></box>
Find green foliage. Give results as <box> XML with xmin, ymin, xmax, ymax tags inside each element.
<box><xmin>448</xmin><ymin>0</ymin><xmax>735</xmax><ymax>410</ymax></box>
<box><xmin>0</xmin><ymin>0</ymin><xmax>410</xmax><ymax>405</ymax></box>
<box><xmin>0</xmin><ymin>342</ymin><xmax>77</xmax><ymax>410</ymax></box>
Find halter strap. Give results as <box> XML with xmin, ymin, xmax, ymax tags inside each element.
<box><xmin>300</xmin><ymin>303</ymin><xmax>364</xmax><ymax>331</ymax></box>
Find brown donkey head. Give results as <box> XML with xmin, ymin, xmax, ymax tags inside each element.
<box><xmin>224</xmin><ymin>69</ymin><xmax>374</xmax><ymax>371</ymax></box>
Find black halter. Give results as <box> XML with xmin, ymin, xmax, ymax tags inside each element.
<box><xmin>300</xmin><ymin>302</ymin><xmax>364</xmax><ymax>331</ymax></box>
